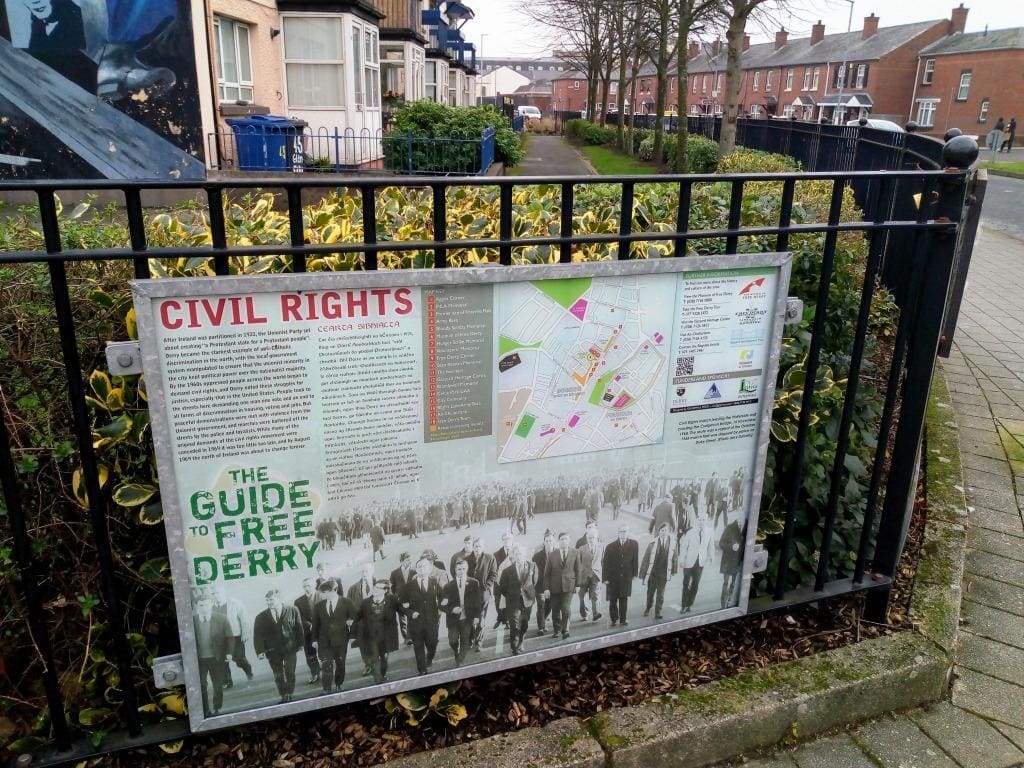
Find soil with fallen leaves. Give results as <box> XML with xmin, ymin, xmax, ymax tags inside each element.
<box><xmin>108</xmin><ymin>496</ymin><xmax>925</xmax><ymax>768</ymax></box>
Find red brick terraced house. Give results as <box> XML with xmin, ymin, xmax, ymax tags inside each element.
<box><xmin>552</xmin><ymin>71</ymin><xmax>588</xmax><ymax>115</ymax></box>
<box><xmin>912</xmin><ymin>26</ymin><xmax>1024</xmax><ymax>139</ymax></box>
<box><xmin>680</xmin><ymin>5</ymin><xmax>970</xmax><ymax>125</ymax></box>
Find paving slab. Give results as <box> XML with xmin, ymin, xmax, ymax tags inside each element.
<box><xmin>964</xmin><ymin>572</ymin><xmax>1024</xmax><ymax>616</ymax></box>
<box><xmin>951</xmin><ymin>668</ymin><xmax>1024</xmax><ymax>729</ymax></box>
<box><xmin>963</xmin><ymin>486</ymin><xmax>1021</xmax><ymax>511</ymax></box>
<box><xmin>961</xmin><ymin>453</ymin><xmax>1014</xmax><ymax>476</ymax></box>
<box><xmin>971</xmin><ymin>506</ymin><xmax>1024</xmax><ymax>536</ymax></box>
<box><xmin>960</xmin><ymin>599</ymin><xmax>1024</xmax><ymax>645</ymax></box>
<box><xmin>791</xmin><ymin>736</ymin><xmax>875</xmax><ymax>768</ymax></box>
<box><xmin>852</xmin><ymin>716</ymin><xmax>958</xmax><ymax>768</ymax></box>
<box><xmin>513</xmin><ymin>135</ymin><xmax>594</xmax><ymax>177</ymax></box>
<box><xmin>726</xmin><ymin>755</ymin><xmax>799</xmax><ymax>768</ymax></box>
<box><xmin>965</xmin><ymin>551</ymin><xmax>1024</xmax><ymax>587</ymax></box>
<box><xmin>965</xmin><ymin>468</ymin><xmax>1015</xmax><ymax>492</ymax></box>
<box><xmin>994</xmin><ymin>722</ymin><xmax>1024</xmax><ymax>752</ymax></box>
<box><xmin>968</xmin><ymin>528</ymin><xmax>1024</xmax><ymax>562</ymax></box>
<box><xmin>956</xmin><ymin>632</ymin><xmax>1024</xmax><ymax>684</ymax></box>
<box><xmin>912</xmin><ymin>701</ymin><xmax>1024</xmax><ymax>768</ymax></box>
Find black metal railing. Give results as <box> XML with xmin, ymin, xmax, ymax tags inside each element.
<box><xmin>0</xmin><ymin>160</ymin><xmax>975</xmax><ymax>765</ymax></box>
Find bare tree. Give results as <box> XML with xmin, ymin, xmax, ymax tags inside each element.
<box><xmin>640</xmin><ymin>0</ymin><xmax>679</xmax><ymax>166</ymax></box>
<box><xmin>611</xmin><ymin>0</ymin><xmax>647</xmax><ymax>149</ymax></box>
<box><xmin>717</xmin><ymin>0</ymin><xmax>783</xmax><ymax>154</ymax></box>
<box><xmin>671</xmin><ymin>0</ymin><xmax>720</xmax><ymax>171</ymax></box>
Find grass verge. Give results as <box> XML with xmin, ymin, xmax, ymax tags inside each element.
<box><xmin>579</xmin><ymin>145</ymin><xmax>657</xmax><ymax>175</ymax></box>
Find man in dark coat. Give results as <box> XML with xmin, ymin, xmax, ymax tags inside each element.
<box><xmin>640</xmin><ymin>522</ymin><xmax>678</xmax><ymax>619</ymax></box>
<box><xmin>649</xmin><ymin>492</ymin><xmax>676</xmax><ymax>536</ymax></box>
<box><xmin>602</xmin><ymin>524</ymin><xmax>639</xmax><ymax>626</ymax></box>
<box><xmin>400</xmin><ymin>557</ymin><xmax>442</xmax><ymax>674</ymax></box>
<box><xmin>347</xmin><ymin>563</ymin><xmax>377</xmax><ymax>675</ymax></box>
<box><xmin>370</xmin><ymin>520</ymin><xmax>387</xmax><ymax>561</ymax></box>
<box><xmin>356</xmin><ymin>581</ymin><xmax>400</xmax><ymax>683</ymax></box>
<box><xmin>193</xmin><ymin>595</ymin><xmax>232</xmax><ymax>716</ymax></box>
<box><xmin>311</xmin><ymin>579</ymin><xmax>356</xmax><ymax>693</ymax></box>
<box><xmin>440</xmin><ymin>558</ymin><xmax>483</xmax><ymax>665</ymax></box>
<box><xmin>390</xmin><ymin>552</ymin><xmax>415</xmax><ymax>646</ymax></box>
<box><xmin>492</xmin><ymin>532</ymin><xmax>516</xmax><ymax>629</ymax></box>
<box><xmin>532</xmin><ymin>531</ymin><xmax>555</xmax><ymax>634</ymax></box>
<box><xmin>450</xmin><ymin>535</ymin><xmax>474</xmax><ymax>577</ymax></box>
<box><xmin>718</xmin><ymin>517</ymin><xmax>746</xmax><ymax>608</ymax></box>
<box><xmin>252</xmin><ymin>589</ymin><xmax>305</xmax><ymax>703</ymax></box>
<box><xmin>541</xmin><ymin>532</ymin><xmax>581</xmax><ymax>640</ymax></box>
<box><xmin>497</xmin><ymin>545</ymin><xmax>537</xmax><ymax>654</ymax></box>
<box><xmin>293</xmin><ymin>577</ymin><xmax>321</xmax><ymax>685</ymax></box>
<box><xmin>468</xmin><ymin>537</ymin><xmax>497</xmax><ymax>650</ymax></box>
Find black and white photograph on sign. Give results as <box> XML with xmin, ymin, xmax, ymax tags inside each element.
<box><xmin>131</xmin><ymin>259</ymin><xmax>789</xmax><ymax>728</ymax></box>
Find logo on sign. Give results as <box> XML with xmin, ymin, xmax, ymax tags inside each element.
<box><xmin>738</xmin><ymin>348</ymin><xmax>754</xmax><ymax>368</ymax></box>
<box><xmin>704</xmin><ymin>383</ymin><xmax>722</xmax><ymax>400</ymax></box>
<box><xmin>739</xmin><ymin>378</ymin><xmax>758</xmax><ymax>395</ymax></box>
<box><xmin>739</xmin><ymin>277</ymin><xmax>767</xmax><ymax>296</ymax></box>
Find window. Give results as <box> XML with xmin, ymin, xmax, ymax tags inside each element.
<box><xmin>750</xmin><ymin>104</ymin><xmax>762</xmax><ymax>118</ymax></box>
<box><xmin>351</xmin><ymin>26</ymin><xmax>363</xmax><ymax>107</ymax></box>
<box><xmin>690</xmin><ymin>104</ymin><xmax>700</xmax><ymax>115</ymax></box>
<box><xmin>811</xmin><ymin>67</ymin><xmax>820</xmax><ymax>90</ymax></box>
<box><xmin>802</xmin><ymin>69</ymin><xmax>811</xmax><ymax>90</ymax></box>
<box><xmin>835</xmin><ymin>63</ymin><xmax>845</xmax><ymax>87</ymax></box>
<box><xmin>765</xmin><ymin>71</ymin><xmax>773</xmax><ymax>91</ymax></box>
<box><xmin>957</xmin><ymin>70</ymin><xmax>971</xmax><ymax>100</ymax></box>
<box><xmin>922</xmin><ymin>58</ymin><xmax>935</xmax><ymax>84</ymax></box>
<box><xmin>284</xmin><ymin>16</ymin><xmax>344</xmax><ymax>108</ymax></box>
<box><xmin>610</xmin><ymin>81</ymin><xmax>617</xmax><ymax>94</ymax></box>
<box><xmin>363</xmin><ymin>27</ymin><xmax>380</xmax><ymax>108</ymax></box>
<box><xmin>785</xmin><ymin>68</ymin><xmax>793</xmax><ymax>91</ymax></box>
<box><xmin>715</xmin><ymin>73</ymin><xmax>722</xmax><ymax>92</ymax></box>
<box><xmin>916</xmin><ymin>98</ymin><xmax>939</xmax><ymax>127</ymax></box>
<box><xmin>573</xmin><ymin>80</ymin><xmax>580</xmax><ymax>90</ymax></box>
<box><xmin>214</xmin><ymin>17</ymin><xmax>253</xmax><ymax>102</ymax></box>
<box><xmin>782</xmin><ymin>103</ymin><xmax>795</xmax><ymax>118</ymax></box>
<box><xmin>855</xmin><ymin>64</ymin><xmax>866</xmax><ymax>89</ymax></box>
<box><xmin>753</xmin><ymin>71</ymin><xmax>760</xmax><ymax>91</ymax></box>
<box><xmin>691</xmin><ymin>77</ymin><xmax>696</xmax><ymax>94</ymax></box>
<box><xmin>702</xmin><ymin>75</ymin><xmax>708</xmax><ymax>93</ymax></box>
<box><xmin>979</xmin><ymin>98</ymin><xmax>990</xmax><ymax>123</ymax></box>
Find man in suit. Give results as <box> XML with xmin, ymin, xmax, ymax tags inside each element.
<box><xmin>602</xmin><ymin>523</ymin><xmax>639</xmax><ymax>627</ymax></box>
<box><xmin>585</xmin><ymin>486</ymin><xmax>603</xmax><ymax>524</ymax></box>
<box><xmin>252</xmin><ymin>589</ymin><xmax>304</xmax><ymax>703</ymax></box>
<box><xmin>469</xmin><ymin>537</ymin><xmax>497</xmax><ymax>650</ymax></box>
<box><xmin>390</xmin><ymin>552</ymin><xmax>415</xmax><ymax>646</ymax></box>
<box><xmin>450</xmin><ymin>535</ymin><xmax>473</xmax><ymax>577</ymax></box>
<box><xmin>649</xmin><ymin>492</ymin><xmax>676</xmax><ymax>536</ymax></box>
<box><xmin>311</xmin><ymin>579</ymin><xmax>356</xmax><ymax>693</ymax></box>
<box><xmin>356</xmin><ymin>580</ymin><xmax>401</xmax><ymax>683</ymax></box>
<box><xmin>492</xmin><ymin>532</ymin><xmax>516</xmax><ymax>629</ymax></box>
<box><xmin>532</xmin><ymin>530</ymin><xmax>555</xmax><ymax>635</ymax></box>
<box><xmin>193</xmin><ymin>595</ymin><xmax>232</xmax><ymax>716</ymax></box>
<box><xmin>541</xmin><ymin>532</ymin><xmax>580</xmax><ymax>640</ymax></box>
<box><xmin>400</xmin><ymin>556</ymin><xmax>442</xmax><ymax>674</ymax></box>
<box><xmin>347</xmin><ymin>562</ymin><xmax>376</xmax><ymax>675</ymax></box>
<box><xmin>679</xmin><ymin>508</ymin><xmax>716</xmax><ymax>613</ymax></box>
<box><xmin>208</xmin><ymin>586</ymin><xmax>253</xmax><ymax>690</ymax></box>
<box><xmin>577</xmin><ymin>527</ymin><xmax>603</xmax><ymax>622</ymax></box>
<box><xmin>718</xmin><ymin>514</ymin><xmax>745</xmax><ymax>609</ymax></box>
<box><xmin>497</xmin><ymin>545</ymin><xmax>537</xmax><ymax>654</ymax></box>
<box><xmin>370</xmin><ymin>519</ymin><xmax>387</xmax><ymax>561</ymax></box>
<box><xmin>440</xmin><ymin>558</ymin><xmax>483</xmax><ymax>666</ymax></box>
<box><xmin>293</xmin><ymin>577</ymin><xmax>321</xmax><ymax>685</ymax></box>
<box><xmin>640</xmin><ymin>522</ymin><xmax>678</xmax><ymax>619</ymax></box>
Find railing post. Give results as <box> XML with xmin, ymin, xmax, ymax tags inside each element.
<box><xmin>406</xmin><ymin>130</ymin><xmax>414</xmax><ymax>174</ymax></box>
<box><xmin>864</xmin><ymin>168</ymin><xmax>969</xmax><ymax>622</ymax></box>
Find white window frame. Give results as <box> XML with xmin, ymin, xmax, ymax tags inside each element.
<box><xmin>785</xmin><ymin>68</ymin><xmax>793</xmax><ymax>91</ymax></box>
<box><xmin>573</xmin><ymin>80</ymin><xmax>580</xmax><ymax>90</ymax></box>
<box><xmin>957</xmin><ymin>71</ymin><xmax>971</xmax><ymax>101</ymax></box>
<box><xmin>362</xmin><ymin>26</ymin><xmax>380</xmax><ymax>109</ymax></box>
<box><xmin>750</xmin><ymin>104</ymin><xmax>762</xmax><ymax>118</ymax></box>
<box><xmin>835</xmin><ymin>63</ymin><xmax>846</xmax><ymax>86</ymax></box>
<box><xmin>802</xmin><ymin>69</ymin><xmax>811</xmax><ymax>90</ymax></box>
<box><xmin>811</xmin><ymin>67</ymin><xmax>820</xmax><ymax>90</ymax></box>
<box><xmin>282</xmin><ymin>14</ymin><xmax>346</xmax><ymax>109</ymax></box>
<box><xmin>782</xmin><ymin>103</ymin><xmax>795</xmax><ymax>118</ymax></box>
<box><xmin>916</xmin><ymin>98</ymin><xmax>939</xmax><ymax>127</ymax></box>
<box><xmin>715</xmin><ymin>73</ymin><xmax>722</xmax><ymax>93</ymax></box>
<box><xmin>855</xmin><ymin>64</ymin><xmax>865</xmax><ymax>89</ymax></box>
<box><xmin>922</xmin><ymin>58</ymin><xmax>935</xmax><ymax>84</ymax></box>
<box><xmin>765</xmin><ymin>70</ymin><xmax>773</xmax><ymax>91</ymax></box>
<box><xmin>214</xmin><ymin>16</ymin><xmax>254</xmax><ymax>103</ymax></box>
<box><xmin>979</xmin><ymin>98</ymin><xmax>989</xmax><ymax>123</ymax></box>
<box><xmin>691</xmin><ymin>77</ymin><xmax>697</xmax><ymax>94</ymax></box>
<box><xmin>752</xmin><ymin>71</ymin><xmax>760</xmax><ymax>91</ymax></box>
<box><xmin>702</xmin><ymin>75</ymin><xmax>708</xmax><ymax>93</ymax></box>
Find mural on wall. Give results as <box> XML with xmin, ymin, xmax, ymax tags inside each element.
<box><xmin>0</xmin><ymin>0</ymin><xmax>205</xmax><ymax>179</ymax></box>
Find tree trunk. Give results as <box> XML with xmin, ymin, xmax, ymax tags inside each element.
<box><xmin>674</xmin><ymin>23</ymin><xmax>692</xmax><ymax>172</ymax></box>
<box><xmin>627</xmin><ymin>61</ymin><xmax>640</xmax><ymax>154</ymax></box>
<box><xmin>651</xmin><ymin>5</ymin><xmax>671</xmax><ymax>166</ymax></box>
<box><xmin>616</xmin><ymin>52</ymin><xmax>628</xmax><ymax>148</ymax></box>
<box><xmin>587</xmin><ymin>75</ymin><xmax>599</xmax><ymax>124</ymax></box>
<box><xmin>718</xmin><ymin>10</ymin><xmax>747</xmax><ymax>155</ymax></box>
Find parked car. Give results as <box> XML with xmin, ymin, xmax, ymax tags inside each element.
<box><xmin>847</xmin><ymin>118</ymin><xmax>904</xmax><ymax>132</ymax></box>
<box><xmin>516</xmin><ymin>106</ymin><xmax>542</xmax><ymax>122</ymax></box>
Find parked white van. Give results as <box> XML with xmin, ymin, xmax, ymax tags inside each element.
<box><xmin>516</xmin><ymin>106</ymin><xmax>542</xmax><ymax>121</ymax></box>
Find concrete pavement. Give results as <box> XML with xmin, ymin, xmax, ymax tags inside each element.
<box><xmin>512</xmin><ymin>135</ymin><xmax>594</xmax><ymax>177</ymax></box>
<box><xmin>717</xmin><ymin>225</ymin><xmax>1024</xmax><ymax>767</ymax></box>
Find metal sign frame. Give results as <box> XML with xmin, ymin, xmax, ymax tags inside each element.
<box><xmin>132</xmin><ymin>252</ymin><xmax>792</xmax><ymax>732</ymax></box>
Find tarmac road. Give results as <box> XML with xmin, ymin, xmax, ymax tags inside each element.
<box><xmin>979</xmin><ymin>172</ymin><xmax>1024</xmax><ymax>241</ymax></box>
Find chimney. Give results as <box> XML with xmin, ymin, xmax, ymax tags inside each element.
<box><xmin>743</xmin><ymin>34</ymin><xmax>751</xmax><ymax>51</ymax></box>
<box><xmin>862</xmin><ymin>13</ymin><xmax>879</xmax><ymax>39</ymax></box>
<box><xmin>688</xmin><ymin>40</ymin><xmax>700</xmax><ymax>59</ymax></box>
<box><xmin>711</xmin><ymin>38</ymin><xmax>722</xmax><ymax>57</ymax></box>
<box><xmin>811</xmin><ymin>20</ymin><xmax>825</xmax><ymax>45</ymax></box>
<box><xmin>775</xmin><ymin>28</ymin><xmax>788</xmax><ymax>50</ymax></box>
<box><xmin>950</xmin><ymin>3</ymin><xmax>969</xmax><ymax>34</ymax></box>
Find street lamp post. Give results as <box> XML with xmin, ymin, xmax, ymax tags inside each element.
<box><xmin>835</xmin><ymin>0</ymin><xmax>855</xmax><ymax>125</ymax></box>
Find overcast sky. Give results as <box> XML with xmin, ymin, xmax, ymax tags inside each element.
<box><xmin>469</xmin><ymin>0</ymin><xmax>1023</xmax><ymax>59</ymax></box>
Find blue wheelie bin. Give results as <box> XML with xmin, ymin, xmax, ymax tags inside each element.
<box><xmin>226</xmin><ymin>115</ymin><xmax>297</xmax><ymax>170</ymax></box>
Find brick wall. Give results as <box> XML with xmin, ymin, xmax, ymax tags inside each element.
<box><xmin>552</xmin><ymin>77</ymin><xmax>587</xmax><ymax>114</ymax></box>
<box><xmin>914</xmin><ymin>49</ymin><xmax>1024</xmax><ymax>138</ymax></box>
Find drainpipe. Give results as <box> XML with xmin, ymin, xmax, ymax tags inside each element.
<box><xmin>202</xmin><ymin>0</ymin><xmax>223</xmax><ymax>168</ymax></box>
<box><xmin>908</xmin><ymin>58</ymin><xmax>922</xmax><ymax>125</ymax></box>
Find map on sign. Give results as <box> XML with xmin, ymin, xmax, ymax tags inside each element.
<box><xmin>496</xmin><ymin>275</ymin><xmax>676</xmax><ymax>463</ymax></box>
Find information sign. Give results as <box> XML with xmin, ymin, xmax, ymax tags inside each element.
<box><xmin>132</xmin><ymin>254</ymin><xmax>791</xmax><ymax>730</ymax></box>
